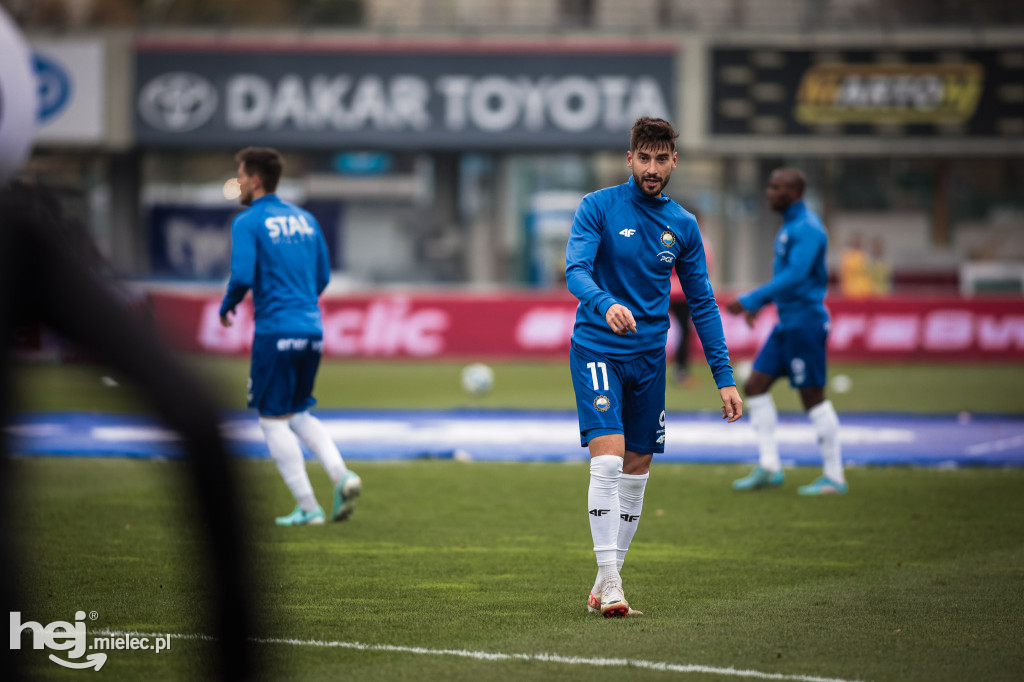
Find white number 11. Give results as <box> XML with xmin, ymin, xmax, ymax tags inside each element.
<box><xmin>586</xmin><ymin>361</ymin><xmax>609</xmax><ymax>391</ymax></box>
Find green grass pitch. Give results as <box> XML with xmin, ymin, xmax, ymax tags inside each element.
<box><xmin>12</xmin><ymin>357</ymin><xmax>1024</xmax><ymax>414</ymax></box>
<box><xmin>8</xmin><ymin>358</ymin><xmax>1024</xmax><ymax>681</ymax></box>
<box><xmin>11</xmin><ymin>458</ymin><xmax>1024</xmax><ymax>682</ymax></box>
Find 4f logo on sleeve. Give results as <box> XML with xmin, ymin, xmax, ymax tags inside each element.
<box><xmin>589</xmin><ymin>509</ymin><xmax>610</xmax><ymax>516</ymax></box>
<box><xmin>618</xmin><ymin>228</ymin><xmax>636</xmax><ymax>237</ymax></box>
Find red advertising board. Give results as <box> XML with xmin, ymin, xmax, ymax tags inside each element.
<box><xmin>147</xmin><ymin>289</ymin><xmax>1024</xmax><ymax>361</ymax></box>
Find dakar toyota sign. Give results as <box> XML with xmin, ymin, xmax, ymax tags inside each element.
<box><xmin>134</xmin><ymin>40</ymin><xmax>675</xmax><ymax>149</ymax></box>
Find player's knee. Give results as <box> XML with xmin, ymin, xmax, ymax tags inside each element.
<box><xmin>590</xmin><ymin>454</ymin><xmax>623</xmax><ymax>480</ymax></box>
<box><xmin>801</xmin><ymin>388</ymin><xmax>826</xmax><ymax>411</ymax></box>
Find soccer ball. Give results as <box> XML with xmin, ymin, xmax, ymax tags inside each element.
<box><xmin>830</xmin><ymin>373</ymin><xmax>853</xmax><ymax>394</ymax></box>
<box><xmin>460</xmin><ymin>363</ymin><xmax>494</xmax><ymax>396</ymax></box>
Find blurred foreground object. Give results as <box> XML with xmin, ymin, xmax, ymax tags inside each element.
<box><xmin>0</xmin><ymin>181</ymin><xmax>255</xmax><ymax>680</ymax></box>
<box><xmin>0</xmin><ymin>6</ymin><xmax>36</xmax><ymax>182</ymax></box>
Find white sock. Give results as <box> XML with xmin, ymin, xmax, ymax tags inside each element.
<box><xmin>616</xmin><ymin>472</ymin><xmax>649</xmax><ymax>570</ymax></box>
<box><xmin>590</xmin><ymin>471</ymin><xmax>648</xmax><ymax>595</ymax></box>
<box><xmin>588</xmin><ymin>455</ymin><xmax>622</xmax><ymax>570</ymax></box>
<box><xmin>747</xmin><ymin>393</ymin><xmax>781</xmax><ymax>472</ymax></box>
<box><xmin>260</xmin><ymin>417</ymin><xmax>318</xmax><ymax>512</ymax></box>
<box><xmin>809</xmin><ymin>400</ymin><xmax>844</xmax><ymax>483</ymax></box>
<box><xmin>289</xmin><ymin>411</ymin><xmax>347</xmax><ymax>485</ymax></box>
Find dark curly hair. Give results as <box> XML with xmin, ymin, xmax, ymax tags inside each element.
<box><xmin>629</xmin><ymin>117</ymin><xmax>678</xmax><ymax>153</ymax></box>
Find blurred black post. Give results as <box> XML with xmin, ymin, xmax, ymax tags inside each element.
<box><xmin>0</xmin><ymin>181</ymin><xmax>254</xmax><ymax>681</ymax></box>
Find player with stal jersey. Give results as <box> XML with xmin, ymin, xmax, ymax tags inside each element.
<box><xmin>220</xmin><ymin>147</ymin><xmax>361</xmax><ymax>526</ymax></box>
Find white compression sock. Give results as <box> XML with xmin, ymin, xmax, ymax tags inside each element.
<box><xmin>289</xmin><ymin>411</ymin><xmax>347</xmax><ymax>485</ymax></box>
<box><xmin>260</xmin><ymin>417</ymin><xmax>318</xmax><ymax>512</ymax></box>
<box><xmin>616</xmin><ymin>472</ymin><xmax>649</xmax><ymax>570</ymax></box>
<box><xmin>746</xmin><ymin>393</ymin><xmax>781</xmax><ymax>472</ymax></box>
<box><xmin>591</xmin><ymin>470</ymin><xmax>649</xmax><ymax>596</ymax></box>
<box><xmin>588</xmin><ymin>455</ymin><xmax>622</xmax><ymax>572</ymax></box>
<box><xmin>809</xmin><ymin>400</ymin><xmax>845</xmax><ymax>483</ymax></box>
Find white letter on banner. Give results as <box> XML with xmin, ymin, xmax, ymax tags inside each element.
<box><xmin>828</xmin><ymin>314</ymin><xmax>867</xmax><ymax>350</ymax></box>
<box><xmin>437</xmin><ymin>76</ymin><xmax>471</xmax><ymax>129</ymax></box>
<box><xmin>391</xmin><ymin>76</ymin><xmax>431</xmax><ymax>130</ymax></box>
<box><xmin>625</xmin><ymin>77</ymin><xmax>670</xmax><ymax>120</ymax></box>
<box><xmin>346</xmin><ymin>76</ymin><xmax>392</xmax><ymax>129</ymax></box>
<box><xmin>922</xmin><ymin>310</ymin><xmax>973</xmax><ymax>350</ymax></box>
<box><xmin>600</xmin><ymin>77</ymin><xmax>630</xmax><ymax>129</ymax></box>
<box><xmin>977</xmin><ymin>315</ymin><xmax>1024</xmax><ymax>350</ymax></box>
<box><xmin>548</xmin><ymin>76</ymin><xmax>600</xmax><ymax>132</ymax></box>
<box><xmin>468</xmin><ymin>76</ymin><xmax>520</xmax><ymax>131</ymax></box>
<box><xmin>226</xmin><ymin>75</ymin><xmax>271</xmax><ymax>130</ymax></box>
<box><xmin>309</xmin><ymin>75</ymin><xmax>351</xmax><ymax>130</ymax></box>
<box><xmin>867</xmin><ymin>314</ymin><xmax>919</xmax><ymax>351</ymax></box>
<box><xmin>403</xmin><ymin>309</ymin><xmax>449</xmax><ymax>356</ymax></box>
<box><xmin>322</xmin><ymin>309</ymin><xmax>363</xmax><ymax>356</ymax></box>
<box><xmin>519</xmin><ymin>76</ymin><xmax>549</xmax><ymax>130</ymax></box>
<box><xmin>301</xmin><ymin>76</ymin><xmax>336</xmax><ymax>130</ymax></box>
<box><xmin>268</xmin><ymin>75</ymin><xmax>308</xmax><ymax>130</ymax></box>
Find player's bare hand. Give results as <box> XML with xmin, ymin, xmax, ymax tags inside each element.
<box><xmin>605</xmin><ymin>303</ymin><xmax>637</xmax><ymax>335</ymax></box>
<box><xmin>744</xmin><ymin>311</ymin><xmax>756</xmax><ymax>329</ymax></box>
<box><xmin>220</xmin><ymin>312</ymin><xmax>233</xmax><ymax>328</ymax></box>
<box><xmin>725</xmin><ymin>300</ymin><xmax>745</xmax><ymax>315</ymax></box>
<box><xmin>719</xmin><ymin>386</ymin><xmax>743</xmax><ymax>423</ymax></box>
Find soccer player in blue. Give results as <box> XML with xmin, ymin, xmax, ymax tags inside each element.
<box><xmin>566</xmin><ymin>117</ymin><xmax>743</xmax><ymax>618</ymax></box>
<box><xmin>726</xmin><ymin>167</ymin><xmax>847</xmax><ymax>496</ymax></box>
<box><xmin>220</xmin><ymin>147</ymin><xmax>362</xmax><ymax>526</ymax></box>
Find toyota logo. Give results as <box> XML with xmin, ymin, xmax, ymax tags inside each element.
<box><xmin>138</xmin><ymin>72</ymin><xmax>217</xmax><ymax>132</ymax></box>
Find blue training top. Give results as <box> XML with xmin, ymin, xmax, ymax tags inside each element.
<box><xmin>219</xmin><ymin>194</ymin><xmax>330</xmax><ymax>336</ymax></box>
<box><xmin>565</xmin><ymin>177</ymin><xmax>735</xmax><ymax>389</ymax></box>
<box><xmin>737</xmin><ymin>199</ymin><xmax>829</xmax><ymax>326</ymax></box>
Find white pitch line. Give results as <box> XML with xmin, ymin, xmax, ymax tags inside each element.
<box><xmin>965</xmin><ymin>433</ymin><xmax>1024</xmax><ymax>456</ymax></box>
<box><xmin>96</xmin><ymin>629</ymin><xmax>863</xmax><ymax>682</ymax></box>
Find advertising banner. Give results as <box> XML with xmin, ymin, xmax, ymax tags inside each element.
<box><xmin>147</xmin><ymin>201</ymin><xmax>342</xmax><ymax>278</ymax></box>
<box><xmin>31</xmin><ymin>40</ymin><xmax>105</xmax><ymax>143</ymax></box>
<box><xmin>134</xmin><ymin>40</ymin><xmax>675</xmax><ymax>149</ymax></box>
<box><xmin>147</xmin><ymin>290</ymin><xmax>1024</xmax><ymax>361</ymax></box>
<box><xmin>710</xmin><ymin>47</ymin><xmax>1024</xmax><ymax>139</ymax></box>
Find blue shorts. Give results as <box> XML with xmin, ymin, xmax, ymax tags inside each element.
<box><xmin>753</xmin><ymin>319</ymin><xmax>829</xmax><ymax>389</ymax></box>
<box><xmin>249</xmin><ymin>333</ymin><xmax>323</xmax><ymax>417</ymax></box>
<box><xmin>569</xmin><ymin>341</ymin><xmax>667</xmax><ymax>454</ymax></box>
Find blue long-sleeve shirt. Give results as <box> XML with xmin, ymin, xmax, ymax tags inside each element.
<box><xmin>219</xmin><ymin>194</ymin><xmax>330</xmax><ymax>336</ymax></box>
<box><xmin>738</xmin><ymin>200</ymin><xmax>829</xmax><ymax>326</ymax></box>
<box><xmin>565</xmin><ymin>177</ymin><xmax>735</xmax><ymax>389</ymax></box>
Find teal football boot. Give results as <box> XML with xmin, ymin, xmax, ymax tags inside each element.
<box><xmin>275</xmin><ymin>505</ymin><xmax>326</xmax><ymax>526</ymax></box>
<box><xmin>332</xmin><ymin>471</ymin><xmax>362</xmax><ymax>522</ymax></box>
<box><xmin>732</xmin><ymin>466</ymin><xmax>785</xmax><ymax>491</ymax></box>
<box><xmin>797</xmin><ymin>476</ymin><xmax>848</xmax><ymax>495</ymax></box>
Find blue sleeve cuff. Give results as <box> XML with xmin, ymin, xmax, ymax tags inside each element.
<box><xmin>737</xmin><ymin>292</ymin><xmax>759</xmax><ymax>313</ymax></box>
<box><xmin>713</xmin><ymin>371</ymin><xmax>737</xmax><ymax>389</ymax></box>
<box><xmin>597</xmin><ymin>296</ymin><xmax>618</xmax><ymax>317</ymax></box>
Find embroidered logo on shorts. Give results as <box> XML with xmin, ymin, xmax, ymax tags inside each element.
<box><xmin>593</xmin><ymin>395</ymin><xmax>610</xmax><ymax>412</ymax></box>
<box><xmin>660</xmin><ymin>230</ymin><xmax>676</xmax><ymax>248</ymax></box>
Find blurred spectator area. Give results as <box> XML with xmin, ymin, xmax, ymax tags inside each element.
<box><xmin>5</xmin><ymin>0</ymin><xmax>1024</xmax><ymax>29</ymax></box>
<box><xmin>822</xmin><ymin>158</ymin><xmax>1024</xmax><ymax>295</ymax></box>
<box><xmin>5</xmin><ymin>0</ymin><xmax>1022</xmax><ymax>297</ymax></box>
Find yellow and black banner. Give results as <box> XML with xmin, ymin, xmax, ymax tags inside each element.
<box><xmin>711</xmin><ymin>47</ymin><xmax>1023</xmax><ymax>137</ymax></box>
